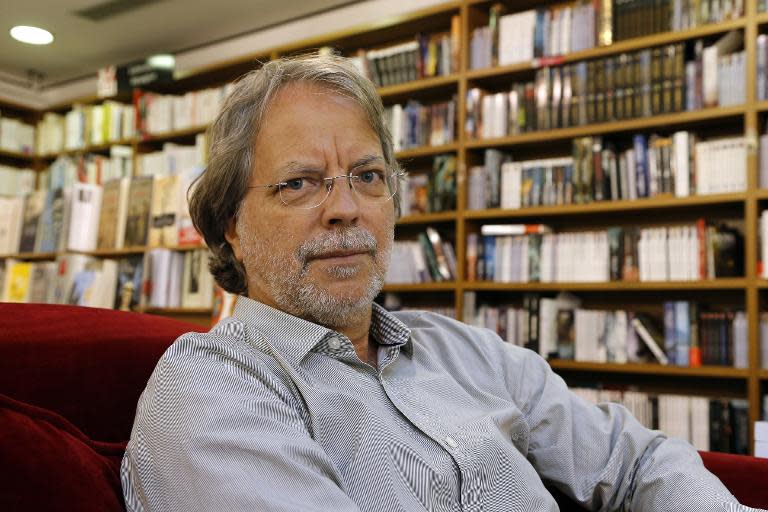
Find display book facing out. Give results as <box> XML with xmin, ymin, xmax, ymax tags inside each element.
<box><xmin>1</xmin><ymin>0</ymin><xmax>768</xmax><ymax>452</ymax></box>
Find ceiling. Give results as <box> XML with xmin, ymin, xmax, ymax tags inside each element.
<box><xmin>0</xmin><ymin>0</ymin><xmax>357</xmax><ymax>88</ymax></box>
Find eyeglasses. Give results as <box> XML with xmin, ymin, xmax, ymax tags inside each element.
<box><xmin>248</xmin><ymin>168</ymin><xmax>406</xmax><ymax>209</ymax></box>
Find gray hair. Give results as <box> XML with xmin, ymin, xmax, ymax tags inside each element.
<box><xmin>188</xmin><ymin>53</ymin><xmax>401</xmax><ymax>295</ymax></box>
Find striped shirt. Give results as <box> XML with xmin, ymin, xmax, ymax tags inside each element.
<box><xmin>121</xmin><ymin>297</ymin><xmax>759</xmax><ymax>511</ymax></box>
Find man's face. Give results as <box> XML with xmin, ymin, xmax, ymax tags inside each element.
<box><xmin>226</xmin><ymin>82</ymin><xmax>395</xmax><ymax>328</ymax></box>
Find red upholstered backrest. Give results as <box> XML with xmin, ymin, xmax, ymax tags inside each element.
<box><xmin>0</xmin><ymin>393</ymin><xmax>127</xmax><ymax>512</ymax></box>
<box><xmin>701</xmin><ymin>451</ymin><xmax>768</xmax><ymax>509</ymax></box>
<box><xmin>0</xmin><ymin>303</ymin><xmax>206</xmax><ymax>442</ymax></box>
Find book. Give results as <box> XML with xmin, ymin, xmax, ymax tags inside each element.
<box><xmin>97</xmin><ymin>178</ymin><xmax>130</xmax><ymax>250</ymax></box>
<box><xmin>66</xmin><ymin>183</ymin><xmax>103</xmax><ymax>252</ymax></box>
<box><xmin>2</xmin><ymin>260</ymin><xmax>32</xmax><ymax>302</ymax></box>
<box><xmin>0</xmin><ymin>196</ymin><xmax>24</xmax><ymax>254</ymax></box>
<box><xmin>631</xmin><ymin>315</ymin><xmax>670</xmax><ymax>365</ymax></box>
<box><xmin>115</xmin><ymin>256</ymin><xmax>144</xmax><ymax>311</ymax></box>
<box><xmin>148</xmin><ymin>175</ymin><xmax>181</xmax><ymax>247</ymax></box>
<box><xmin>18</xmin><ymin>190</ymin><xmax>46</xmax><ymax>254</ymax></box>
<box><xmin>124</xmin><ymin>176</ymin><xmax>154</xmax><ymax>248</ymax></box>
<box><xmin>181</xmin><ymin>250</ymin><xmax>214</xmax><ymax>309</ymax></box>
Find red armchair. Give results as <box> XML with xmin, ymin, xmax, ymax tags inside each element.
<box><xmin>1</xmin><ymin>303</ymin><xmax>767</xmax><ymax>511</ymax></box>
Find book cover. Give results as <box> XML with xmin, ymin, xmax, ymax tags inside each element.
<box><xmin>149</xmin><ymin>174</ymin><xmax>181</xmax><ymax>247</ymax></box>
<box><xmin>632</xmin><ymin>314</ymin><xmax>670</xmax><ymax>365</ymax></box>
<box><xmin>182</xmin><ymin>249</ymin><xmax>214</xmax><ymax>309</ymax></box>
<box><xmin>97</xmin><ymin>178</ymin><xmax>129</xmax><ymax>250</ymax></box>
<box><xmin>2</xmin><ymin>260</ymin><xmax>32</xmax><ymax>302</ymax></box>
<box><xmin>18</xmin><ymin>190</ymin><xmax>46</xmax><ymax>254</ymax></box>
<box><xmin>124</xmin><ymin>175</ymin><xmax>154</xmax><ymax>248</ymax></box>
<box><xmin>66</xmin><ymin>182</ymin><xmax>103</xmax><ymax>252</ymax></box>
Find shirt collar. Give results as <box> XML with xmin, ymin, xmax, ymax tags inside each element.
<box><xmin>370</xmin><ymin>302</ymin><xmax>412</xmax><ymax>356</ymax></box>
<box><xmin>233</xmin><ymin>296</ymin><xmax>412</xmax><ymax>365</ymax></box>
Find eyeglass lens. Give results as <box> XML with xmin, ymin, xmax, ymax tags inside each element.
<box><xmin>279</xmin><ymin>170</ymin><xmax>399</xmax><ymax>209</ymax></box>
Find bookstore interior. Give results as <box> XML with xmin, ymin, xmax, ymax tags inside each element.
<box><xmin>3</xmin><ymin>0</ymin><xmax>768</xmax><ymax>459</ymax></box>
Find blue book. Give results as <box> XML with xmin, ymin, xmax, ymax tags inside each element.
<box><xmin>633</xmin><ymin>134</ymin><xmax>649</xmax><ymax>198</ymax></box>
<box><xmin>663</xmin><ymin>301</ymin><xmax>677</xmax><ymax>365</ymax></box>
<box><xmin>483</xmin><ymin>235</ymin><xmax>496</xmax><ymax>282</ymax></box>
<box><xmin>533</xmin><ymin>9</ymin><xmax>546</xmax><ymax>58</ymax></box>
<box><xmin>674</xmin><ymin>301</ymin><xmax>690</xmax><ymax>366</ymax></box>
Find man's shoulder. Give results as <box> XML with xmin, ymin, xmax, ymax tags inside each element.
<box><xmin>146</xmin><ymin>316</ymin><xmax>297</xmax><ymax>405</ymax></box>
<box><xmin>389</xmin><ymin>309</ymin><xmax>532</xmax><ymax>362</ymax></box>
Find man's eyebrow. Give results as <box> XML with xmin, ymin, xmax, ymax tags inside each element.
<box><xmin>349</xmin><ymin>155</ymin><xmax>385</xmax><ymax>170</ymax></box>
<box><xmin>277</xmin><ymin>161</ymin><xmax>323</xmax><ymax>175</ymax></box>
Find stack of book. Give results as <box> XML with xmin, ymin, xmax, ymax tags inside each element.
<box><xmin>470</xmin><ymin>2</ymin><xmax>598</xmax><ymax>70</ymax></box>
<box><xmin>134</xmin><ymin>85</ymin><xmax>233</xmax><ymax>136</ymax></box>
<box><xmin>1</xmin><ymin>247</ymin><xmax>213</xmax><ymax>311</ymax></box>
<box><xmin>465</xmin><ymin>292</ymin><xmax>746</xmax><ymax>368</ymax></box>
<box><xmin>470</xmin><ymin>2</ymin><xmax>742</xmax><ymax>70</ymax></box>
<box><xmin>466</xmin><ymin>222</ymin><xmax>744</xmax><ymax>283</ymax></box>
<box><xmin>399</xmin><ymin>154</ymin><xmax>456</xmax><ymax>217</ymax></box>
<box><xmin>0</xmin><ymin>115</ymin><xmax>35</xmax><ymax>155</ymax></box>
<box><xmin>467</xmin><ymin>34</ymin><xmax>743</xmax><ymax>139</ymax></box>
<box><xmin>39</xmin><ymin>101</ymin><xmax>136</xmax><ymax>154</ymax></box>
<box><xmin>385</xmin><ymin>97</ymin><xmax>456</xmax><ymax>151</ymax></box>
<box><xmin>350</xmin><ymin>18</ymin><xmax>460</xmax><ymax>87</ymax></box>
<box><xmin>136</xmin><ymin>137</ymin><xmax>206</xmax><ymax>177</ymax></box>
<box><xmin>469</xmin><ymin>134</ymin><xmax>745</xmax><ymax>211</ymax></box>
<box><xmin>0</xmin><ymin>159</ymin><xmax>206</xmax><ymax>256</ymax></box>
<box><xmin>385</xmin><ymin>227</ymin><xmax>456</xmax><ymax>284</ymax></box>
<box><xmin>572</xmin><ymin>387</ymin><xmax>749</xmax><ymax>454</ymax></box>
<box><xmin>0</xmin><ymin>166</ymin><xmax>35</xmax><ymax>196</ymax></box>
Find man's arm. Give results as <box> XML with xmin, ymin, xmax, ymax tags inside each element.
<box><xmin>122</xmin><ymin>337</ymin><xmax>361</xmax><ymax>512</ymax></box>
<box><xmin>505</xmin><ymin>347</ymin><xmax>756</xmax><ymax>511</ymax></box>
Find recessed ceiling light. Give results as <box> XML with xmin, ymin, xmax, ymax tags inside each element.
<box><xmin>147</xmin><ymin>54</ymin><xmax>175</xmax><ymax>70</ymax></box>
<box><xmin>10</xmin><ymin>25</ymin><xmax>54</xmax><ymax>45</ymax></box>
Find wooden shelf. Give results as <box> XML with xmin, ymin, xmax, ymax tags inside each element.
<box><xmin>0</xmin><ymin>148</ymin><xmax>34</xmax><ymax>161</ymax></box>
<box><xmin>2</xmin><ymin>245</ymin><xmax>209</xmax><ymax>260</ymax></box>
<box><xmin>395</xmin><ymin>143</ymin><xmax>459</xmax><ymax>159</ymax></box>
<box><xmin>464</xmin><ymin>193</ymin><xmax>746</xmax><ymax>220</ymax></box>
<box><xmin>141</xmin><ymin>125</ymin><xmax>208</xmax><ymax>142</ymax></box>
<box><xmin>756</xmin><ymin>11</ymin><xmax>768</xmax><ymax>25</ymax></box>
<box><xmin>0</xmin><ymin>252</ymin><xmax>57</xmax><ymax>261</ymax></box>
<box><xmin>549</xmin><ymin>360</ymin><xmax>750</xmax><ymax>378</ymax></box>
<box><xmin>39</xmin><ymin>138</ymin><xmax>138</xmax><ymax>159</ymax></box>
<box><xmin>465</xmin><ymin>106</ymin><xmax>746</xmax><ymax>149</ymax></box>
<box><xmin>465</xmin><ymin>279</ymin><xmax>747</xmax><ymax>292</ymax></box>
<box><xmin>378</xmin><ymin>74</ymin><xmax>459</xmax><ymax>99</ymax></box>
<box><xmin>760</xmin><ymin>370</ymin><xmax>768</xmax><ymax>379</ymax></box>
<box><xmin>76</xmin><ymin>246</ymin><xmax>147</xmax><ymax>257</ymax></box>
<box><xmin>755</xmin><ymin>189</ymin><xmax>768</xmax><ymax>200</ymax></box>
<box><xmin>466</xmin><ymin>18</ymin><xmax>746</xmax><ymax>82</ymax></box>
<box><xmin>382</xmin><ymin>282</ymin><xmax>457</xmax><ymax>292</ymax></box>
<box><xmin>397</xmin><ymin>211</ymin><xmax>457</xmax><ymax>225</ymax></box>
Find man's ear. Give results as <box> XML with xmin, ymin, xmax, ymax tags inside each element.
<box><xmin>224</xmin><ymin>216</ymin><xmax>243</xmax><ymax>262</ymax></box>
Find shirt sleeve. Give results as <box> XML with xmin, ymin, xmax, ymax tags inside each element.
<box><xmin>505</xmin><ymin>347</ymin><xmax>759</xmax><ymax>512</ymax></box>
<box><xmin>121</xmin><ymin>334</ymin><xmax>361</xmax><ymax>512</ymax></box>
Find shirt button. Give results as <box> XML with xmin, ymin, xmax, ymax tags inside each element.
<box><xmin>328</xmin><ymin>338</ymin><xmax>341</xmax><ymax>350</ymax></box>
<box><xmin>444</xmin><ymin>436</ymin><xmax>458</xmax><ymax>449</ymax></box>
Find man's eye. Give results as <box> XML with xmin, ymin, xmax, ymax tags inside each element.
<box><xmin>284</xmin><ymin>178</ymin><xmax>304</xmax><ymax>190</ymax></box>
<box><xmin>358</xmin><ymin>170</ymin><xmax>383</xmax><ymax>183</ymax></box>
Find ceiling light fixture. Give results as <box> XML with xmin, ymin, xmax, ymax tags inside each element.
<box><xmin>10</xmin><ymin>25</ymin><xmax>54</xmax><ymax>45</ymax></box>
<box><xmin>147</xmin><ymin>54</ymin><xmax>175</xmax><ymax>70</ymax></box>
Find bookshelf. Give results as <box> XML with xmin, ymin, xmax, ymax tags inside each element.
<box><xmin>2</xmin><ymin>0</ymin><xmax>768</xmax><ymax>450</ymax></box>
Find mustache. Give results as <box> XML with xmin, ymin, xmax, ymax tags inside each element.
<box><xmin>296</xmin><ymin>227</ymin><xmax>377</xmax><ymax>264</ymax></box>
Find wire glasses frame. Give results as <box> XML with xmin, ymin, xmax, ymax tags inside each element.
<box><xmin>248</xmin><ymin>169</ymin><xmax>406</xmax><ymax>210</ymax></box>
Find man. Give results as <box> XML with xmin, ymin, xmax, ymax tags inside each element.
<box><xmin>122</xmin><ymin>54</ymin><xmax>760</xmax><ymax>511</ymax></box>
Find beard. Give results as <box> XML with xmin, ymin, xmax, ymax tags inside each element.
<box><xmin>237</xmin><ymin>220</ymin><xmax>392</xmax><ymax>329</ymax></box>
